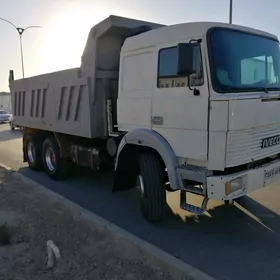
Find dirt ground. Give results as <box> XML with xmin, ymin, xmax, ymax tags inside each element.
<box><xmin>0</xmin><ymin>168</ymin><xmax>191</xmax><ymax>280</ymax></box>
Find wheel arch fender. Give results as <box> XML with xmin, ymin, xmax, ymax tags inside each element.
<box><xmin>115</xmin><ymin>129</ymin><xmax>180</xmax><ymax>190</ymax></box>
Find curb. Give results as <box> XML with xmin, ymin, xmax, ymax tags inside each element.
<box><xmin>0</xmin><ymin>163</ymin><xmax>216</xmax><ymax>280</ymax></box>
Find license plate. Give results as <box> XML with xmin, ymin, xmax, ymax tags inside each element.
<box><xmin>264</xmin><ymin>166</ymin><xmax>280</xmax><ymax>180</ymax></box>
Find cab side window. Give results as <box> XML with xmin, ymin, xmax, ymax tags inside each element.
<box><xmin>157</xmin><ymin>45</ymin><xmax>203</xmax><ymax>88</ymax></box>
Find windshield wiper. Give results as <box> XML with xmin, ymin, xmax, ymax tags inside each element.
<box><xmin>254</xmin><ymin>87</ymin><xmax>269</xmax><ymax>93</ymax></box>
<box><xmin>222</xmin><ymin>86</ymin><xmax>269</xmax><ymax>93</ymax></box>
<box><xmin>266</xmin><ymin>87</ymin><xmax>280</xmax><ymax>91</ymax></box>
<box><xmin>220</xmin><ymin>85</ymin><xmax>280</xmax><ymax>93</ymax></box>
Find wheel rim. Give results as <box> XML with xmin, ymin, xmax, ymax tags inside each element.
<box><xmin>45</xmin><ymin>147</ymin><xmax>56</xmax><ymax>171</ymax></box>
<box><xmin>136</xmin><ymin>175</ymin><xmax>145</xmax><ymax>198</ymax></box>
<box><xmin>27</xmin><ymin>142</ymin><xmax>35</xmax><ymax>163</ymax></box>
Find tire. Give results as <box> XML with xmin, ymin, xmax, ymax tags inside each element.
<box><xmin>138</xmin><ymin>153</ymin><xmax>166</xmax><ymax>222</ymax></box>
<box><xmin>42</xmin><ymin>137</ymin><xmax>69</xmax><ymax>180</ymax></box>
<box><xmin>25</xmin><ymin>134</ymin><xmax>43</xmax><ymax>171</ymax></box>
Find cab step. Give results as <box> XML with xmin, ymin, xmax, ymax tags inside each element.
<box><xmin>180</xmin><ymin>190</ymin><xmax>209</xmax><ymax>215</ymax></box>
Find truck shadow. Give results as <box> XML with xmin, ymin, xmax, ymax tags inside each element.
<box><xmin>235</xmin><ymin>196</ymin><xmax>280</xmax><ymax>234</ymax></box>
<box><xmin>0</xmin><ymin>127</ymin><xmax>22</xmax><ymax>142</ymax></box>
<box><xmin>163</xmin><ymin>197</ymin><xmax>280</xmax><ymax>279</ymax></box>
<box><xmin>166</xmin><ymin>195</ymin><xmax>280</xmax><ymax>235</ymax></box>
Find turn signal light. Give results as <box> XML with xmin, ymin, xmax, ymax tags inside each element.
<box><xmin>225</xmin><ymin>177</ymin><xmax>242</xmax><ymax>195</ymax></box>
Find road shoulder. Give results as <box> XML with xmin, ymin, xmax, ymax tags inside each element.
<box><xmin>0</xmin><ymin>165</ymin><xmax>215</xmax><ymax>280</ymax></box>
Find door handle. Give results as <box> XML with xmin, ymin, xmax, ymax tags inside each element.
<box><xmin>151</xmin><ymin>116</ymin><xmax>163</xmax><ymax>125</ymax></box>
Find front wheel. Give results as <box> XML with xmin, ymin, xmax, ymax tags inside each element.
<box><xmin>137</xmin><ymin>153</ymin><xmax>166</xmax><ymax>222</ymax></box>
<box><xmin>42</xmin><ymin>137</ymin><xmax>70</xmax><ymax>180</ymax></box>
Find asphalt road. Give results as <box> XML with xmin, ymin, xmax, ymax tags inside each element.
<box><xmin>1</xmin><ymin>123</ymin><xmax>280</xmax><ymax>280</ymax></box>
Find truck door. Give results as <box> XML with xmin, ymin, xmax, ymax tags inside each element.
<box><xmin>151</xmin><ymin>42</ymin><xmax>209</xmax><ymax>162</ymax></box>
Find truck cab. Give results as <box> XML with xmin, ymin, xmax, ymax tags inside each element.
<box><xmin>116</xmin><ymin>21</ymin><xmax>280</xmax><ymax>212</ymax></box>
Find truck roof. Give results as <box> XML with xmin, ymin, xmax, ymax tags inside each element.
<box><xmin>122</xmin><ymin>21</ymin><xmax>279</xmax><ymax>52</ymax></box>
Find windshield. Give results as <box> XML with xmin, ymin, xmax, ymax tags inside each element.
<box><xmin>0</xmin><ymin>111</ymin><xmax>7</xmax><ymax>114</ymax></box>
<box><xmin>208</xmin><ymin>28</ymin><xmax>280</xmax><ymax>93</ymax></box>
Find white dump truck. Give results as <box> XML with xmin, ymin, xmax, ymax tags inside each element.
<box><xmin>9</xmin><ymin>15</ymin><xmax>280</xmax><ymax>222</ymax></box>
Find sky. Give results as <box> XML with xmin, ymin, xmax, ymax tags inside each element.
<box><xmin>0</xmin><ymin>0</ymin><xmax>279</xmax><ymax>91</ymax></box>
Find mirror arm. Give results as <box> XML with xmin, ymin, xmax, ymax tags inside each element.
<box><xmin>187</xmin><ymin>78</ymin><xmax>193</xmax><ymax>91</ymax></box>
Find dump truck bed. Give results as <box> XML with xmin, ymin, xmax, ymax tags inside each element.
<box><xmin>11</xmin><ymin>68</ymin><xmax>92</xmax><ymax>137</ymax></box>
<box><xmin>10</xmin><ymin>15</ymin><xmax>163</xmax><ymax>138</ymax></box>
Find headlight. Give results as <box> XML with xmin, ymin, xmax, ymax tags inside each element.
<box><xmin>225</xmin><ymin>177</ymin><xmax>242</xmax><ymax>195</ymax></box>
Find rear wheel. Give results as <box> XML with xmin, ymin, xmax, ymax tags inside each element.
<box><xmin>137</xmin><ymin>153</ymin><xmax>166</xmax><ymax>222</ymax></box>
<box><xmin>42</xmin><ymin>137</ymin><xmax>70</xmax><ymax>180</ymax></box>
<box><xmin>25</xmin><ymin>135</ymin><xmax>43</xmax><ymax>171</ymax></box>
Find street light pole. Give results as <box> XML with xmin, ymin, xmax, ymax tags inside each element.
<box><xmin>19</xmin><ymin>35</ymin><xmax>24</xmax><ymax>78</ymax></box>
<box><xmin>0</xmin><ymin>18</ymin><xmax>41</xmax><ymax>78</ymax></box>
<box><xmin>18</xmin><ymin>29</ymin><xmax>25</xmax><ymax>78</ymax></box>
<box><xmin>229</xmin><ymin>0</ymin><xmax>233</xmax><ymax>24</ymax></box>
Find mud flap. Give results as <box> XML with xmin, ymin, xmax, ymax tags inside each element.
<box><xmin>112</xmin><ymin>154</ymin><xmax>138</xmax><ymax>192</ymax></box>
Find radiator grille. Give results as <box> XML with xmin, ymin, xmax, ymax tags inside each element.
<box><xmin>226</xmin><ymin>124</ymin><xmax>280</xmax><ymax>167</ymax></box>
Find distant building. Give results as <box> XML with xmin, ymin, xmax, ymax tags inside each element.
<box><xmin>0</xmin><ymin>92</ymin><xmax>12</xmax><ymax>113</ymax></box>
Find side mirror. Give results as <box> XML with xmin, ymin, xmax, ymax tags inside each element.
<box><xmin>177</xmin><ymin>43</ymin><xmax>198</xmax><ymax>76</ymax></box>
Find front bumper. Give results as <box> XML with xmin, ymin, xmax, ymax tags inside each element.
<box><xmin>207</xmin><ymin>159</ymin><xmax>280</xmax><ymax>200</ymax></box>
